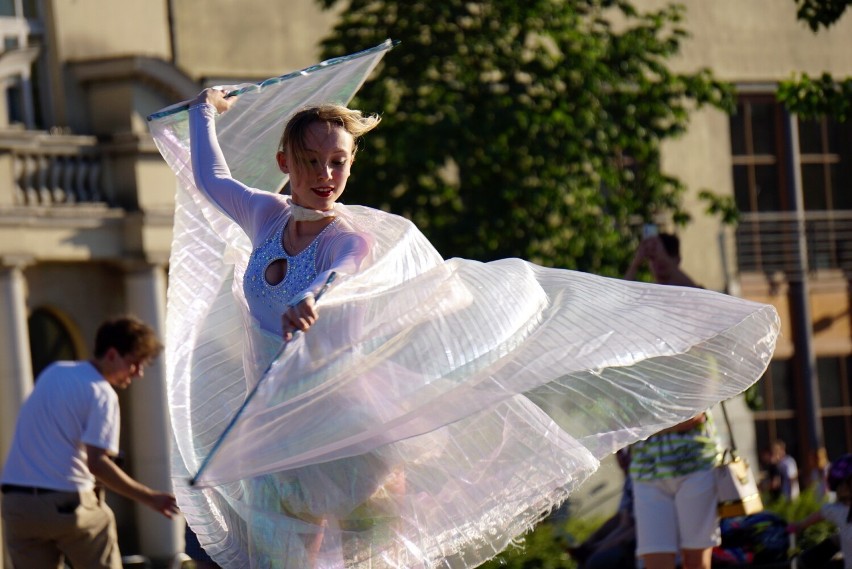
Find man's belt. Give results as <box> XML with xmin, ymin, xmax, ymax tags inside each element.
<box><xmin>1</xmin><ymin>483</ymin><xmax>61</xmax><ymax>495</ymax></box>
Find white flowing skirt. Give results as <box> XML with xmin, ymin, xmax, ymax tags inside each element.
<box><xmin>165</xmin><ymin>199</ymin><xmax>777</xmax><ymax>569</ymax></box>
<box><xmin>148</xmin><ymin>45</ymin><xmax>779</xmax><ymax>568</ymax></box>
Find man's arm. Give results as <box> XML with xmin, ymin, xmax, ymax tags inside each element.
<box><xmin>667</xmin><ymin>268</ymin><xmax>700</xmax><ymax>288</ymax></box>
<box><xmin>87</xmin><ymin>445</ymin><xmax>178</xmax><ymax>518</ymax></box>
<box><xmin>787</xmin><ymin>511</ymin><xmax>824</xmax><ymax>535</ymax></box>
<box><xmin>624</xmin><ymin>239</ymin><xmax>650</xmax><ymax>281</ymax></box>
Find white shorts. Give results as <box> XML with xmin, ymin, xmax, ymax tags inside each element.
<box><xmin>633</xmin><ymin>468</ymin><xmax>720</xmax><ymax>556</ymax></box>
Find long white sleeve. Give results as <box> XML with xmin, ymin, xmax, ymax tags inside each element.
<box><xmin>188</xmin><ymin>103</ymin><xmax>284</xmax><ymax>244</ymax></box>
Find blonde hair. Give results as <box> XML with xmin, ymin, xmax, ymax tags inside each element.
<box><xmin>278</xmin><ymin>104</ymin><xmax>381</xmax><ymax>175</ymax></box>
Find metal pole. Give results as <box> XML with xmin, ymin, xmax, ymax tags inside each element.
<box><xmin>784</xmin><ymin>110</ymin><xmax>824</xmax><ymax>476</ymax></box>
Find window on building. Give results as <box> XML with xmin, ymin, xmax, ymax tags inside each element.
<box><xmin>800</xmin><ymin>118</ymin><xmax>842</xmax><ymax>210</ymax></box>
<box><xmin>28</xmin><ymin>307</ymin><xmax>79</xmax><ymax>378</ymax></box>
<box><xmin>730</xmin><ymin>97</ymin><xmax>789</xmax><ymax>273</ymax></box>
<box><xmin>754</xmin><ymin>356</ymin><xmax>852</xmax><ymax>466</ymax></box>
<box><xmin>0</xmin><ymin>3</ymin><xmax>44</xmax><ymax>128</ymax></box>
<box><xmin>753</xmin><ymin>359</ymin><xmax>800</xmax><ymax>463</ymax></box>
<box><xmin>817</xmin><ymin>356</ymin><xmax>852</xmax><ymax>460</ymax></box>
<box><xmin>730</xmin><ymin>97</ymin><xmax>789</xmax><ymax>214</ymax></box>
<box><xmin>5</xmin><ymin>81</ymin><xmax>22</xmax><ymax>123</ymax></box>
<box><xmin>22</xmin><ymin>0</ymin><xmax>36</xmax><ymax>18</ymax></box>
<box><xmin>731</xmin><ymin>94</ymin><xmax>852</xmax><ymax>274</ymax></box>
<box><xmin>799</xmin><ymin>116</ymin><xmax>852</xmax><ymax>270</ymax></box>
<box><xmin>0</xmin><ymin>0</ymin><xmax>37</xmax><ymax>18</ymax></box>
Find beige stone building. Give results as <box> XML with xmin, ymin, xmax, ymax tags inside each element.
<box><xmin>0</xmin><ymin>0</ymin><xmax>850</xmax><ymax>565</ymax></box>
<box><xmin>0</xmin><ymin>0</ymin><xmax>337</xmax><ymax>566</ymax></box>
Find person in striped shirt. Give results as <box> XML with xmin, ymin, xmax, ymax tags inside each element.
<box><xmin>625</xmin><ymin>232</ymin><xmax>723</xmax><ymax>569</ymax></box>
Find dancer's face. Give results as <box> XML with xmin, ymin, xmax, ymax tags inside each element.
<box><xmin>276</xmin><ymin>121</ymin><xmax>354</xmax><ymax>212</ymax></box>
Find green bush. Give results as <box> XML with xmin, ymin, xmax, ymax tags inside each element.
<box><xmin>764</xmin><ymin>487</ymin><xmax>837</xmax><ymax>554</ymax></box>
<box><xmin>478</xmin><ymin>514</ymin><xmax>607</xmax><ymax>569</ymax></box>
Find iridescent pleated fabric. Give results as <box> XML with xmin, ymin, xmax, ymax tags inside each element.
<box><xmin>149</xmin><ymin>41</ymin><xmax>779</xmax><ymax>569</ymax></box>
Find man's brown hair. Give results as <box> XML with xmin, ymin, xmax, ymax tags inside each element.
<box><xmin>93</xmin><ymin>315</ymin><xmax>163</xmax><ymax>363</ymax></box>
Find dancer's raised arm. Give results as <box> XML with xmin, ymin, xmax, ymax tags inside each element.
<box><xmin>188</xmin><ymin>88</ymin><xmax>281</xmax><ymax>237</ymax></box>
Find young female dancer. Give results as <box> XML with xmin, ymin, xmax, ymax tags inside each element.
<box><xmin>155</xmin><ymin>81</ymin><xmax>779</xmax><ymax>568</ymax></box>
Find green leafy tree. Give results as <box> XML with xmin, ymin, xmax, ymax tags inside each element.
<box><xmin>794</xmin><ymin>0</ymin><xmax>851</xmax><ymax>30</ymax></box>
<box><xmin>780</xmin><ymin>0</ymin><xmax>852</xmax><ymax>119</ymax></box>
<box><xmin>316</xmin><ymin>0</ymin><xmax>731</xmax><ymax>275</ymax></box>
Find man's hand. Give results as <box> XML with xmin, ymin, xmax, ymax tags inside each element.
<box><xmin>145</xmin><ymin>492</ymin><xmax>180</xmax><ymax>519</ymax></box>
<box><xmin>87</xmin><ymin>445</ymin><xmax>180</xmax><ymax>519</ymax></box>
<box><xmin>625</xmin><ymin>236</ymin><xmax>660</xmax><ymax>280</ymax></box>
<box><xmin>638</xmin><ymin>235</ymin><xmax>665</xmax><ymax>260</ymax></box>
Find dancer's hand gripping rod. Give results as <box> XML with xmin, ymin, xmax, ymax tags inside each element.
<box><xmin>189</xmin><ymin>272</ymin><xmax>337</xmax><ymax>486</ymax></box>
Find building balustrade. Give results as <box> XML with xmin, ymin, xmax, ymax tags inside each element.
<box><xmin>0</xmin><ymin>131</ymin><xmax>109</xmax><ymax>207</ymax></box>
<box><xmin>735</xmin><ymin>210</ymin><xmax>852</xmax><ymax>280</ymax></box>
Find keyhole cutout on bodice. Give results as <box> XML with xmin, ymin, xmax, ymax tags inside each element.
<box><xmin>265</xmin><ymin>259</ymin><xmax>288</xmax><ymax>286</ymax></box>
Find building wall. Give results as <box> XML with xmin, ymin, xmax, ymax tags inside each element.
<box><xmin>48</xmin><ymin>1</ymin><xmax>172</xmax><ymax>61</ymax></box>
<box><xmin>169</xmin><ymin>0</ymin><xmax>340</xmax><ymax>82</ymax></box>
<box><xmin>669</xmin><ymin>0</ymin><xmax>852</xmax><ymax>81</ymax></box>
<box><xmin>41</xmin><ymin>0</ymin><xmax>173</xmax><ymax>131</ymax></box>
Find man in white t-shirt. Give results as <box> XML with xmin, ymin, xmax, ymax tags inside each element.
<box><xmin>1</xmin><ymin>316</ymin><xmax>179</xmax><ymax>569</ymax></box>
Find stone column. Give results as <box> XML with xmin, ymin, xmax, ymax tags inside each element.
<box><xmin>0</xmin><ymin>258</ymin><xmax>34</xmax><ymax>569</ymax></box>
<box><xmin>123</xmin><ymin>261</ymin><xmax>181</xmax><ymax>561</ymax></box>
<box><xmin>0</xmin><ymin>258</ymin><xmax>34</xmax><ymax>460</ymax></box>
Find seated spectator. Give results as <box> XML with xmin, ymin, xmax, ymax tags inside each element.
<box><xmin>789</xmin><ymin>453</ymin><xmax>852</xmax><ymax>569</ymax></box>
<box><xmin>568</xmin><ymin>448</ymin><xmax>636</xmax><ymax>569</ymax></box>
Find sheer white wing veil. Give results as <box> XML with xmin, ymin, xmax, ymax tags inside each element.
<box><xmin>150</xmin><ymin>41</ymin><xmax>778</xmax><ymax>568</ymax></box>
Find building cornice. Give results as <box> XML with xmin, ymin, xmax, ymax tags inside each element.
<box><xmin>69</xmin><ymin>55</ymin><xmax>198</xmax><ymax>102</ymax></box>
<box><xmin>0</xmin><ymin>204</ymin><xmax>122</xmax><ymax>227</ymax></box>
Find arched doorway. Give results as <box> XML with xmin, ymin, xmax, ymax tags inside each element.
<box><xmin>27</xmin><ymin>306</ymin><xmax>83</xmax><ymax>378</ymax></box>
